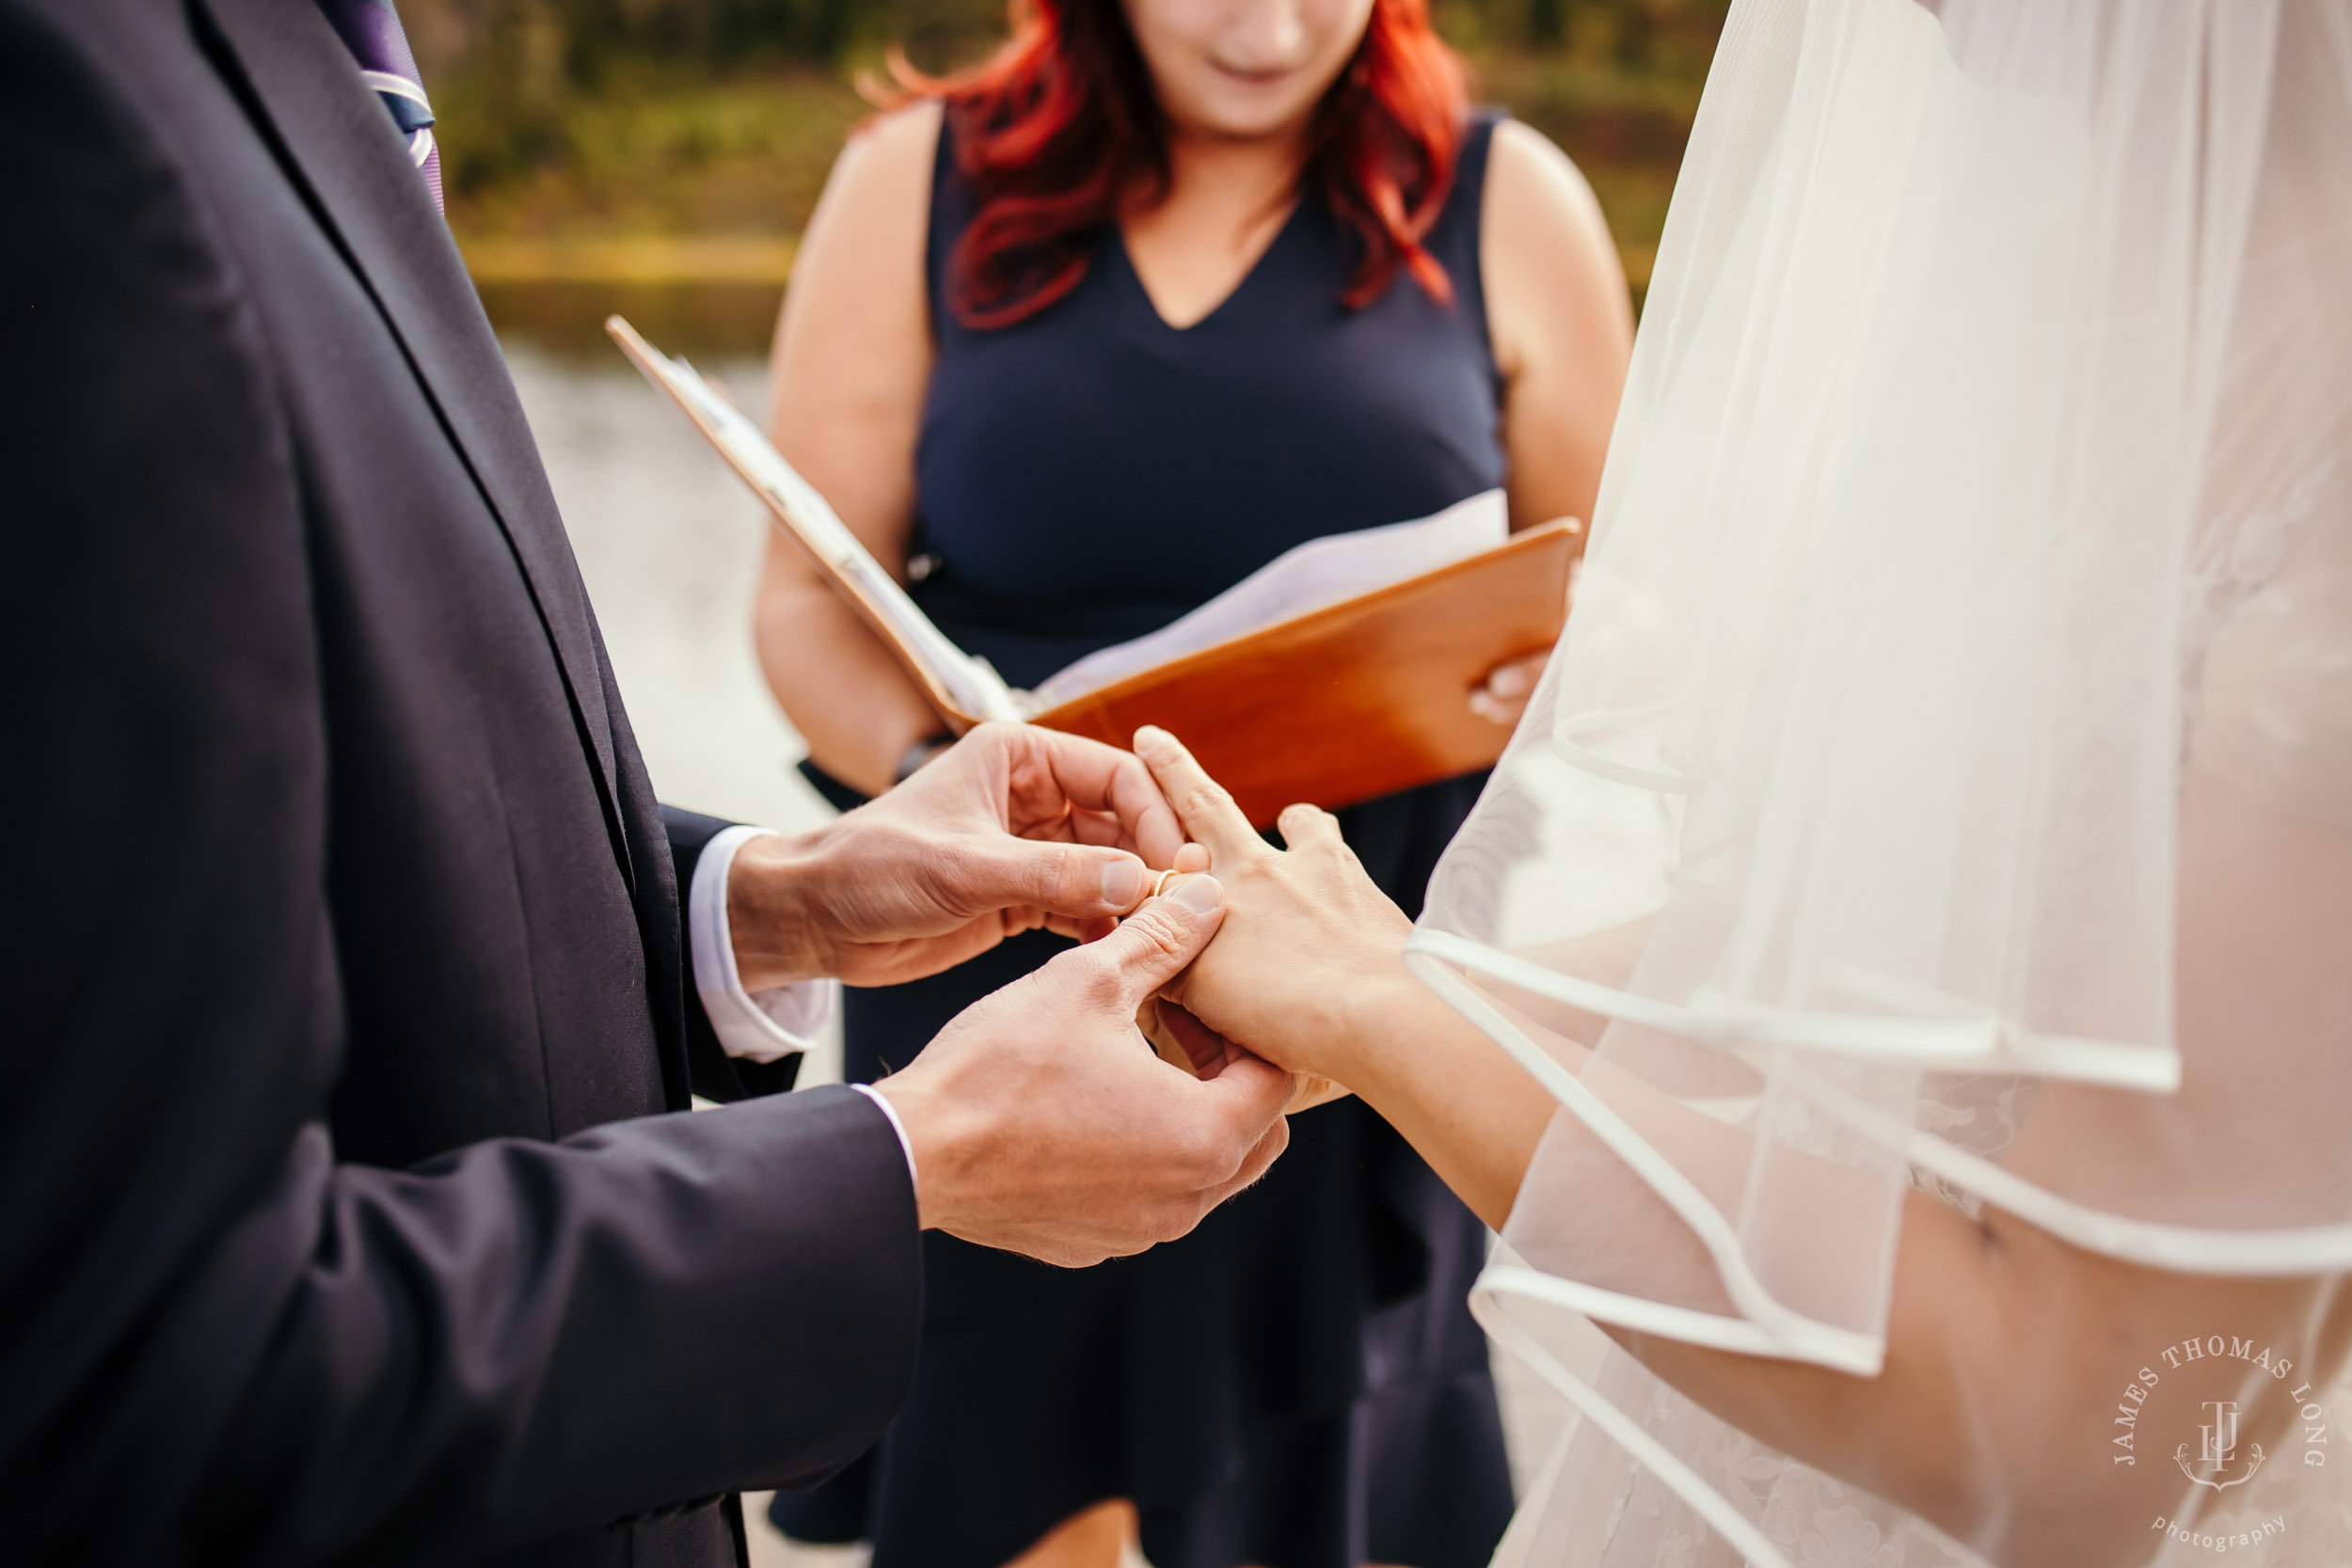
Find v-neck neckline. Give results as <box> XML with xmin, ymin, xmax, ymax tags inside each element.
<box><xmin>1115</xmin><ymin>196</ymin><xmax>1308</xmax><ymax>334</ymax></box>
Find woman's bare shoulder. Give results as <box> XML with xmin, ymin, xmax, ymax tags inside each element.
<box><xmin>816</xmin><ymin>98</ymin><xmax>944</xmax><ymax>227</ymax></box>
<box><xmin>1480</xmin><ymin>118</ymin><xmax>1617</xmax><ymax>278</ymax></box>
<box><xmin>786</xmin><ymin>99</ymin><xmax>941</xmax><ymax>343</ymax></box>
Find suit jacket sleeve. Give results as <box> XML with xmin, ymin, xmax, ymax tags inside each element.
<box><xmin>0</xmin><ymin>12</ymin><xmax>917</xmax><ymax>1564</ymax></box>
<box><xmin>663</xmin><ymin>805</ymin><xmax>810</xmax><ymax>1103</ymax></box>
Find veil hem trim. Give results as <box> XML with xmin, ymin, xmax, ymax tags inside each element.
<box><xmin>1470</xmin><ymin>1272</ymin><xmax>1802</xmax><ymax>1568</ymax></box>
<box><xmin>1405</xmin><ymin>927</ymin><xmax>2182</xmax><ymax>1089</ymax></box>
<box><xmin>1408</xmin><ymin>929</ymin><xmax>2352</xmax><ymax>1281</ymax></box>
<box><xmin>1405</xmin><ymin>943</ymin><xmax>1888</xmax><ymax>1375</ymax></box>
<box><xmin>1778</xmin><ymin>1061</ymin><xmax>2352</xmax><ymax>1274</ymax></box>
<box><xmin>1474</xmin><ymin>1263</ymin><xmax>1881</xmax><ymax>1368</ymax></box>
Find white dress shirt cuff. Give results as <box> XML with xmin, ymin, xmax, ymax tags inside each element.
<box><xmin>687</xmin><ymin>824</ymin><xmax>839</xmax><ymax>1066</ymax></box>
<box><xmin>850</xmin><ymin>1084</ymin><xmax>918</xmax><ymax>1191</ymax></box>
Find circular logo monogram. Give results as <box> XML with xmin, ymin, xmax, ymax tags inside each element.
<box><xmin>2111</xmin><ymin>1332</ymin><xmax>2331</xmax><ymax>1555</ymax></box>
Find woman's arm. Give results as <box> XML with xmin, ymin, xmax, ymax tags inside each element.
<box><xmin>1327</xmin><ymin>966</ymin><xmax>2327</xmax><ymax>1564</ymax></box>
<box><xmin>756</xmin><ymin>101</ymin><xmax>946</xmax><ymax>799</ymax></box>
<box><xmin>1137</xmin><ymin>726</ymin><xmax>2342</xmax><ymax>1568</ymax></box>
<box><xmin>1483</xmin><ymin>119</ymin><xmax>1634</xmax><ymax>536</ymax></box>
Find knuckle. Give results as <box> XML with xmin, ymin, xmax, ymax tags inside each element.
<box><xmin>1120</xmin><ymin>907</ymin><xmax>1195</xmax><ymax>964</ymax></box>
<box><xmin>1182</xmin><ymin>777</ymin><xmax>1235</xmax><ymax>818</ymax></box>
<box><xmin>1036</xmin><ymin>842</ymin><xmax>1083</xmax><ymax>901</ymax></box>
<box><xmin>1039</xmin><ymin>942</ymin><xmax>1114</xmax><ymax>996</ymax></box>
<box><xmin>930</xmin><ymin>838</ymin><xmax>996</xmax><ymax>903</ymax></box>
<box><xmin>1069</xmin><ymin>957</ymin><xmax>1129</xmax><ymax>1010</ymax></box>
<box><xmin>1172</xmin><ymin>1123</ymin><xmax>1230</xmax><ymax>1186</ymax></box>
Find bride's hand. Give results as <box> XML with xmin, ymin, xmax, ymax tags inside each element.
<box><xmin>1136</xmin><ymin>994</ymin><xmax>1349</xmax><ymax>1113</ymax></box>
<box><xmin>1131</xmin><ymin>726</ymin><xmax>1419</xmax><ymax>1088</ymax></box>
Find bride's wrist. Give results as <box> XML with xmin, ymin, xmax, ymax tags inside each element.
<box><xmin>1315</xmin><ymin>960</ymin><xmax>1428</xmax><ymax>1083</ymax></box>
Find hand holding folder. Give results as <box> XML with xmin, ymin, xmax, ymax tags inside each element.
<box><xmin>608</xmin><ymin>316</ymin><xmax>1576</xmax><ymax>827</ymax></box>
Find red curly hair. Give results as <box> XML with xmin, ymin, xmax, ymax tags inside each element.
<box><xmin>889</xmin><ymin>0</ymin><xmax>1470</xmax><ymax>329</ymax></box>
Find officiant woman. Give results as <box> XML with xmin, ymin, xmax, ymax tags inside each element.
<box><xmin>752</xmin><ymin>0</ymin><xmax>1630</xmax><ymax>1559</ymax></box>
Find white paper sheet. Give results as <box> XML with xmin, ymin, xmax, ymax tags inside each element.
<box><xmin>1026</xmin><ymin>489</ymin><xmax>1511</xmax><ymax>710</ymax></box>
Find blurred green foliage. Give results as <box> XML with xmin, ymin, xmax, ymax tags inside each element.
<box><xmin>408</xmin><ymin>0</ymin><xmax>1014</xmax><ymax>203</ymax></box>
<box><xmin>408</xmin><ymin>0</ymin><xmax>1725</xmax><ymax>283</ymax></box>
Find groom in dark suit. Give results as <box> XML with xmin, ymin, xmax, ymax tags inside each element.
<box><xmin>0</xmin><ymin>1</ymin><xmax>1295</xmax><ymax>1563</ymax></box>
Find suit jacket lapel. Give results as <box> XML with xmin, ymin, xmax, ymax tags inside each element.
<box><xmin>193</xmin><ymin>0</ymin><xmax>635</xmax><ymax>894</ymax></box>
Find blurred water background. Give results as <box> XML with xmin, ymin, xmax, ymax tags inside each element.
<box><xmin>445</xmin><ymin>1</ymin><xmax>1718</xmax><ymax>1557</ymax></box>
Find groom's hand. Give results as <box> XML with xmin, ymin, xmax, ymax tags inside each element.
<box><xmin>728</xmin><ymin>722</ymin><xmax>1188</xmax><ymax>989</ymax></box>
<box><xmin>871</xmin><ymin>874</ymin><xmax>1296</xmax><ymax>1266</ymax></box>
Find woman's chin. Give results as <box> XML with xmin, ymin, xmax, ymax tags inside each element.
<box><xmin>1170</xmin><ymin>82</ymin><xmax>1325</xmax><ymax>143</ymax></box>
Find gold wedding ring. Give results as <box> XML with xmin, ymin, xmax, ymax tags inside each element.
<box><xmin>1150</xmin><ymin>868</ymin><xmax>1183</xmax><ymax>902</ymax></box>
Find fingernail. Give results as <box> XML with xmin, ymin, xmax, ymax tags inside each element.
<box><xmin>1169</xmin><ymin>874</ymin><xmax>1223</xmax><ymax>916</ymax></box>
<box><xmin>1101</xmin><ymin>859</ymin><xmax>1145</xmax><ymax>910</ymax></box>
<box><xmin>1134</xmin><ymin>725</ymin><xmax>1168</xmax><ymax>750</ymax></box>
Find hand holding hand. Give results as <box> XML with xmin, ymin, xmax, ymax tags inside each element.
<box><xmin>729</xmin><ymin>722</ymin><xmax>1185</xmax><ymax>990</ymax></box>
<box><xmin>1130</xmin><ymin>726</ymin><xmax>1420</xmax><ymax>1088</ymax></box>
<box><xmin>1138</xmin><ymin>995</ymin><xmax>1350</xmax><ymax>1114</ymax></box>
<box><xmin>872</xmin><ymin>875</ymin><xmax>1296</xmax><ymax>1266</ymax></box>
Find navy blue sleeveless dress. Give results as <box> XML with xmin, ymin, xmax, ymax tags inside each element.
<box><xmin>771</xmin><ymin>114</ymin><xmax>1518</xmax><ymax>1568</ymax></box>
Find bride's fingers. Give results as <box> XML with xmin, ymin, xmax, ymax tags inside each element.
<box><xmin>1275</xmin><ymin>802</ymin><xmax>1343</xmax><ymax>853</ymax></box>
<box><xmin>1174</xmin><ymin>842</ymin><xmax>1212</xmax><ymax>875</ymax></box>
<box><xmin>1133</xmin><ymin>727</ymin><xmax>1262</xmax><ymax>866</ymax></box>
<box><xmin>1152</xmin><ymin>998</ymin><xmax>1238</xmax><ymax>1078</ymax></box>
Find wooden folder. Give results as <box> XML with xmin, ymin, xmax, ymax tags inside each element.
<box><xmin>608</xmin><ymin>316</ymin><xmax>1575</xmax><ymax>826</ymax></box>
<box><xmin>1025</xmin><ymin>525</ymin><xmax>1573</xmax><ymax>825</ymax></box>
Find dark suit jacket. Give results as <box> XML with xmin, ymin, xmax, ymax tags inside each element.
<box><xmin>0</xmin><ymin>1</ymin><xmax>921</xmax><ymax>1562</ymax></box>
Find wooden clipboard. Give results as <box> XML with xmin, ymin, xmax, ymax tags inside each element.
<box><xmin>1025</xmin><ymin>525</ymin><xmax>1572</xmax><ymax>823</ymax></box>
<box><xmin>609</xmin><ymin>316</ymin><xmax>1574</xmax><ymax>826</ymax></box>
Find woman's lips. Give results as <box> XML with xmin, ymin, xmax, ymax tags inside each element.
<box><xmin>1209</xmin><ymin>61</ymin><xmax>1298</xmax><ymax>87</ymax></box>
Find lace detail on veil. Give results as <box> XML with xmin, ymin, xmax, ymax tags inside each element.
<box><xmin>1906</xmin><ymin>1076</ymin><xmax>2031</xmax><ymax>1220</ymax></box>
<box><xmin>1512</xmin><ymin>1350</ymin><xmax>2352</xmax><ymax>1568</ymax></box>
<box><xmin>2177</xmin><ymin>455</ymin><xmax>2334</xmax><ymax>734</ymax></box>
<box><xmin>1504</xmin><ymin>1354</ymin><xmax>1990</xmax><ymax>1568</ymax></box>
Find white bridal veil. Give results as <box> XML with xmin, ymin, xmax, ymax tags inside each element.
<box><xmin>1406</xmin><ymin>0</ymin><xmax>2352</xmax><ymax>1561</ymax></box>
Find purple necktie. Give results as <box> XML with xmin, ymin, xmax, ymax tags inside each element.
<box><xmin>312</xmin><ymin>0</ymin><xmax>443</xmax><ymax>213</ymax></box>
